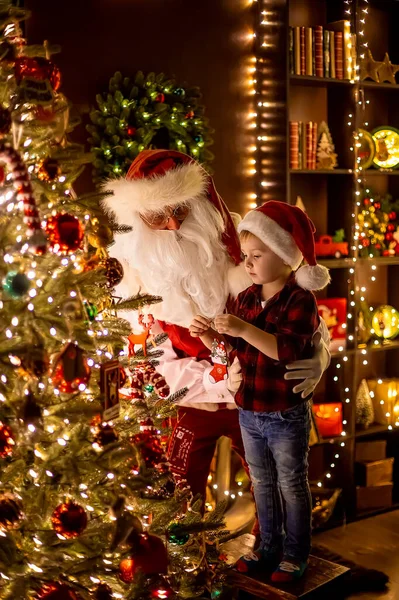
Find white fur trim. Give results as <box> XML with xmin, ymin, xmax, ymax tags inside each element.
<box><xmin>238</xmin><ymin>211</ymin><xmax>302</xmax><ymax>269</ymax></box>
<box><xmin>227</xmin><ymin>262</ymin><xmax>252</xmax><ymax>299</ymax></box>
<box><xmin>101</xmin><ymin>162</ymin><xmax>208</xmax><ymax>226</ymax></box>
<box><xmin>295</xmin><ymin>264</ymin><xmax>330</xmax><ymax>291</ymax></box>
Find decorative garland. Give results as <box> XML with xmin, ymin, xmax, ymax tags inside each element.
<box><xmin>87</xmin><ymin>70</ymin><xmax>214</xmax><ymax>182</ymax></box>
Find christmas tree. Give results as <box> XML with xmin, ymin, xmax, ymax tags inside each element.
<box><xmin>0</xmin><ymin>6</ymin><xmax>227</xmax><ymax>600</ymax></box>
<box><xmin>316</xmin><ymin>121</ymin><xmax>337</xmax><ymax>170</ymax></box>
<box><xmin>87</xmin><ymin>71</ymin><xmax>214</xmax><ymax>183</ymax></box>
<box><xmin>356</xmin><ymin>188</ymin><xmax>399</xmax><ymax>257</ymax></box>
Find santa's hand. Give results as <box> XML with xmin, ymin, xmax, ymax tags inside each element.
<box><xmin>227</xmin><ymin>356</ymin><xmax>242</xmax><ymax>395</ymax></box>
<box><xmin>189</xmin><ymin>315</ymin><xmax>212</xmax><ymax>338</ymax></box>
<box><xmin>284</xmin><ymin>332</ymin><xmax>329</xmax><ymax>398</ymax></box>
<box><xmin>214</xmin><ymin>314</ymin><xmax>246</xmax><ymax>337</ymax></box>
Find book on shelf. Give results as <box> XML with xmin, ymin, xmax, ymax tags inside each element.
<box><xmin>289</xmin><ymin>21</ymin><xmax>355</xmax><ymax>81</ymax></box>
<box><xmin>290</xmin><ymin>121</ymin><xmax>318</xmax><ymax>170</ymax></box>
<box><xmin>289</xmin><ymin>121</ymin><xmax>299</xmax><ymax>169</ymax></box>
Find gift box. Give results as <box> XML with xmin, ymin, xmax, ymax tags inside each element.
<box><xmin>312</xmin><ymin>403</ymin><xmax>343</xmax><ymax>437</ymax></box>
<box><xmin>317</xmin><ymin>298</ymin><xmax>347</xmax><ymax>352</ymax></box>
<box><xmin>355</xmin><ymin>440</ymin><xmax>387</xmax><ymax>462</ymax></box>
<box><xmin>356</xmin><ymin>483</ymin><xmax>393</xmax><ymax>511</ymax></box>
<box><xmin>367</xmin><ymin>378</ymin><xmax>399</xmax><ymax>426</ymax></box>
<box><xmin>355</xmin><ymin>457</ymin><xmax>394</xmax><ymax>487</ymax></box>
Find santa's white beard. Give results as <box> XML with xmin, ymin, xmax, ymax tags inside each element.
<box><xmin>111</xmin><ymin>199</ymin><xmax>232</xmax><ymax>327</ymax></box>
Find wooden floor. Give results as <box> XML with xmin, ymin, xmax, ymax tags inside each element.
<box><xmin>314</xmin><ymin>509</ymin><xmax>399</xmax><ymax>600</ymax></box>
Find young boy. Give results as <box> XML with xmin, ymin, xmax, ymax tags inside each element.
<box><xmin>189</xmin><ymin>201</ymin><xmax>330</xmax><ymax>582</ymax></box>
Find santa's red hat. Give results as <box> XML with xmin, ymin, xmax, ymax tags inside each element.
<box><xmin>101</xmin><ymin>149</ymin><xmax>242</xmax><ymax>266</ymax></box>
<box><xmin>238</xmin><ymin>201</ymin><xmax>330</xmax><ymax>291</ymax></box>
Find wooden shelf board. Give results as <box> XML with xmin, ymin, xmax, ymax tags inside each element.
<box><xmin>290</xmin><ymin>169</ymin><xmax>352</xmax><ymax>175</ymax></box>
<box><xmin>318</xmin><ymin>257</ymin><xmax>399</xmax><ymax>268</ymax></box>
<box><xmin>290</xmin><ymin>169</ymin><xmax>399</xmax><ymax>176</ymax></box>
<box><xmin>330</xmin><ymin>339</ymin><xmax>399</xmax><ymax>358</ymax></box>
<box><xmin>355</xmin><ymin>424</ymin><xmax>393</xmax><ymax>438</ymax></box>
<box><xmin>290</xmin><ymin>75</ymin><xmax>353</xmax><ymax>87</ymax></box>
<box><xmin>314</xmin><ymin>424</ymin><xmax>396</xmax><ymax>448</ymax></box>
<box><xmin>362</xmin><ymin>169</ymin><xmax>399</xmax><ymax>175</ymax></box>
<box><xmin>290</xmin><ymin>74</ymin><xmax>399</xmax><ymax>91</ymax></box>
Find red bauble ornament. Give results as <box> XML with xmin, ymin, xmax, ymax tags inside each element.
<box><xmin>375</xmin><ymin>243</ymin><xmax>382</xmax><ymax>250</ymax></box>
<box><xmin>383</xmin><ymin>249</ymin><xmax>390</xmax><ymax>256</ymax></box>
<box><xmin>363</xmin><ymin>198</ymin><xmax>370</xmax><ymax>206</ymax></box>
<box><xmin>374</xmin><ymin>202</ymin><xmax>381</xmax><ymax>210</ymax></box>
<box><xmin>387</xmin><ymin>223</ymin><xmax>395</xmax><ymax>232</ymax></box>
<box><xmin>149</xmin><ymin>577</ymin><xmax>175</xmax><ymax>599</ymax></box>
<box><xmin>185</xmin><ymin>111</ymin><xmax>194</xmax><ymax>119</ymax></box>
<box><xmin>46</xmin><ymin>213</ymin><xmax>84</xmax><ymax>254</ymax></box>
<box><xmin>35</xmin><ymin>583</ymin><xmax>81</xmax><ymax>600</ymax></box>
<box><xmin>127</xmin><ymin>126</ymin><xmax>136</xmax><ymax>136</ymax></box>
<box><xmin>389</xmin><ymin>211</ymin><xmax>397</xmax><ymax>220</ymax></box>
<box><xmin>155</xmin><ymin>93</ymin><xmax>165</xmax><ymax>103</ymax></box>
<box><xmin>0</xmin><ymin>494</ymin><xmax>23</xmax><ymax>530</ymax></box>
<box><xmin>131</xmin><ymin>429</ymin><xmax>165</xmax><ymax>469</ymax></box>
<box><xmin>51</xmin><ymin>343</ymin><xmax>91</xmax><ymax>393</ymax></box>
<box><xmin>14</xmin><ymin>56</ymin><xmax>61</xmax><ymax>91</ymax></box>
<box><xmin>51</xmin><ymin>501</ymin><xmax>87</xmax><ymax>539</ymax></box>
<box><xmin>362</xmin><ymin>239</ymin><xmax>370</xmax><ymax>247</ymax></box>
<box><xmin>119</xmin><ymin>533</ymin><xmax>168</xmax><ymax>582</ymax></box>
<box><xmin>0</xmin><ymin>422</ymin><xmax>14</xmax><ymax>458</ymax></box>
<box><xmin>385</xmin><ymin>233</ymin><xmax>394</xmax><ymax>241</ymax></box>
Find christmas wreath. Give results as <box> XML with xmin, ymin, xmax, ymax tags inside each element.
<box><xmin>87</xmin><ymin>70</ymin><xmax>214</xmax><ymax>183</ymax></box>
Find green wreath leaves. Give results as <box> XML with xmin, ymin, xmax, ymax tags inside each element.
<box><xmin>87</xmin><ymin>71</ymin><xmax>214</xmax><ymax>183</ymax></box>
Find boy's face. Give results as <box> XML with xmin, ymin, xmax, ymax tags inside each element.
<box><xmin>241</xmin><ymin>235</ymin><xmax>289</xmax><ymax>285</ymax></box>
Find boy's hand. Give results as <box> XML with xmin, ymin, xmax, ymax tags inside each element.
<box><xmin>189</xmin><ymin>315</ymin><xmax>211</xmax><ymax>337</ymax></box>
<box><xmin>214</xmin><ymin>314</ymin><xmax>247</xmax><ymax>337</ymax></box>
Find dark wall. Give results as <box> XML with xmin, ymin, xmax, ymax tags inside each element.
<box><xmin>25</xmin><ymin>0</ymin><xmax>254</xmax><ymax>214</ymax></box>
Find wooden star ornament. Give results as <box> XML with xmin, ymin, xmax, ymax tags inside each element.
<box><xmin>359</xmin><ymin>49</ymin><xmax>382</xmax><ymax>83</ymax></box>
<box><xmin>377</xmin><ymin>53</ymin><xmax>396</xmax><ymax>84</ymax></box>
<box><xmin>391</xmin><ymin>61</ymin><xmax>399</xmax><ymax>84</ymax></box>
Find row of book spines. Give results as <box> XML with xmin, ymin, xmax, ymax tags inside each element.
<box><xmin>289</xmin><ymin>26</ymin><xmax>356</xmax><ymax>80</ymax></box>
<box><xmin>289</xmin><ymin>121</ymin><xmax>317</xmax><ymax>170</ymax></box>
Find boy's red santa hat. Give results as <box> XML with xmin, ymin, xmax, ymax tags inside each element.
<box><xmin>101</xmin><ymin>149</ymin><xmax>242</xmax><ymax>266</ymax></box>
<box><xmin>238</xmin><ymin>200</ymin><xmax>330</xmax><ymax>291</ymax></box>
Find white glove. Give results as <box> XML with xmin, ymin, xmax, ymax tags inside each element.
<box><xmin>227</xmin><ymin>356</ymin><xmax>242</xmax><ymax>395</ymax></box>
<box><xmin>284</xmin><ymin>332</ymin><xmax>330</xmax><ymax>398</ymax></box>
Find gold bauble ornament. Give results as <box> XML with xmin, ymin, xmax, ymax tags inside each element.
<box><xmin>37</xmin><ymin>157</ymin><xmax>62</xmax><ymax>183</ymax></box>
<box><xmin>372</xmin><ymin>305</ymin><xmax>399</xmax><ymax>340</ymax></box>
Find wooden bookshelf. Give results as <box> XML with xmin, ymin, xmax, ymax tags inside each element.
<box><xmin>283</xmin><ymin>0</ymin><xmax>399</xmax><ymax>523</ymax></box>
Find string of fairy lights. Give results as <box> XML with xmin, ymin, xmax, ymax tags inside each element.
<box><xmin>243</xmin><ymin>0</ymin><xmax>398</xmax><ymax>500</ymax></box>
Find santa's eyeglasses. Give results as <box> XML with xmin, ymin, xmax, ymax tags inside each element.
<box><xmin>140</xmin><ymin>204</ymin><xmax>190</xmax><ymax>229</ymax></box>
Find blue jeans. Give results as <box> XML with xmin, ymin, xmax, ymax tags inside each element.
<box><xmin>239</xmin><ymin>401</ymin><xmax>312</xmax><ymax>562</ymax></box>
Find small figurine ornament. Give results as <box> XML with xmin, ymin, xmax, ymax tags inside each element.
<box><xmin>208</xmin><ymin>339</ymin><xmax>229</xmax><ymax>384</ymax></box>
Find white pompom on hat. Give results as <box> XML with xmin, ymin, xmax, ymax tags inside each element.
<box><xmin>237</xmin><ymin>200</ymin><xmax>330</xmax><ymax>291</ymax></box>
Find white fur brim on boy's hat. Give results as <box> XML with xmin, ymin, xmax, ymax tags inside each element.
<box><xmin>237</xmin><ymin>200</ymin><xmax>330</xmax><ymax>291</ymax></box>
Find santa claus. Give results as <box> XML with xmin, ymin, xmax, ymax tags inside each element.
<box><xmin>102</xmin><ymin>149</ymin><xmax>330</xmax><ymax>500</ymax></box>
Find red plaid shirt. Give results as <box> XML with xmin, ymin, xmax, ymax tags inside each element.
<box><xmin>230</xmin><ymin>273</ymin><xmax>320</xmax><ymax>413</ymax></box>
